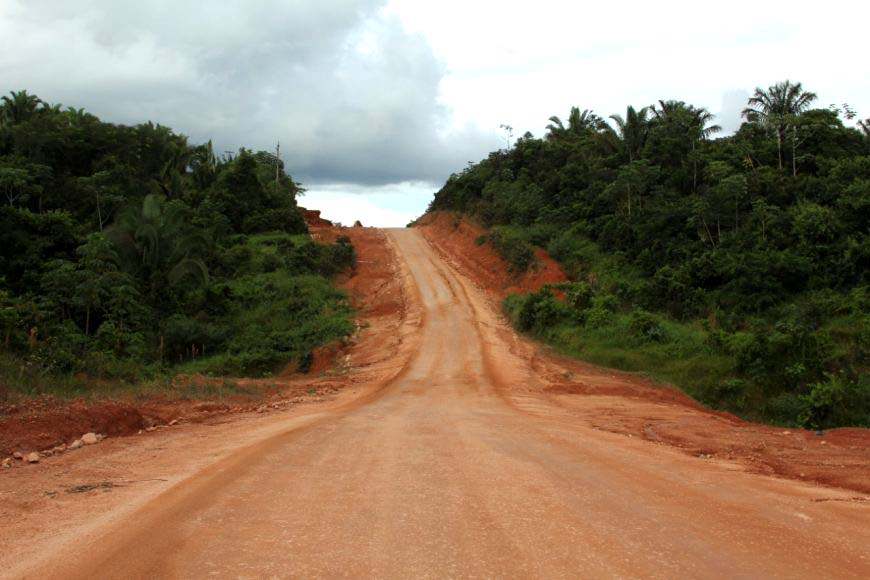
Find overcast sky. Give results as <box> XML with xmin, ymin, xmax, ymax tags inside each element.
<box><xmin>2</xmin><ymin>0</ymin><xmax>868</xmax><ymax>225</ymax></box>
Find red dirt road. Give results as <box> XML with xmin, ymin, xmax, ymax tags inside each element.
<box><xmin>2</xmin><ymin>228</ymin><xmax>869</xmax><ymax>578</ymax></box>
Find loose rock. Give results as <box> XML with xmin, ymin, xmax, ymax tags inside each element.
<box><xmin>69</xmin><ymin>439</ymin><xmax>83</xmax><ymax>450</ymax></box>
<box><xmin>81</xmin><ymin>432</ymin><xmax>99</xmax><ymax>445</ymax></box>
<box><xmin>1</xmin><ymin>458</ymin><xmax>12</xmax><ymax>468</ymax></box>
<box><xmin>25</xmin><ymin>452</ymin><xmax>40</xmax><ymax>463</ymax></box>
<box><xmin>13</xmin><ymin>451</ymin><xmax>23</xmax><ymax>460</ymax></box>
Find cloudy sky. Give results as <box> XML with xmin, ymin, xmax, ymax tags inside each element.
<box><xmin>2</xmin><ymin>0</ymin><xmax>868</xmax><ymax>225</ymax></box>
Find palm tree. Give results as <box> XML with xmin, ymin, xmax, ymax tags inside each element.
<box><xmin>742</xmin><ymin>80</ymin><xmax>817</xmax><ymax>170</ymax></box>
<box><xmin>609</xmin><ymin>105</ymin><xmax>651</xmax><ymax>162</ymax></box>
<box><xmin>546</xmin><ymin>107</ymin><xmax>604</xmax><ymax>140</ymax></box>
<box><xmin>108</xmin><ymin>194</ymin><xmax>208</xmax><ymax>305</ymax></box>
<box><xmin>0</xmin><ymin>90</ymin><xmax>43</xmax><ymax>125</ymax></box>
<box><xmin>688</xmin><ymin>106</ymin><xmax>721</xmax><ymax>191</ymax></box>
<box><xmin>651</xmin><ymin>101</ymin><xmax>721</xmax><ymax>190</ymax></box>
<box><xmin>154</xmin><ymin>138</ymin><xmax>192</xmax><ymax>198</ymax></box>
<box><xmin>650</xmin><ymin>100</ymin><xmax>720</xmax><ymax>135</ymax></box>
<box><xmin>64</xmin><ymin>107</ymin><xmax>97</xmax><ymax>127</ymax></box>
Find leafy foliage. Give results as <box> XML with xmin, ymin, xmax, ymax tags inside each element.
<box><xmin>0</xmin><ymin>91</ymin><xmax>355</xmax><ymax>391</ymax></box>
<box><xmin>432</xmin><ymin>82</ymin><xmax>869</xmax><ymax>427</ymax></box>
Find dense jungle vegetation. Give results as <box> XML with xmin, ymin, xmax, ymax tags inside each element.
<box><xmin>0</xmin><ymin>90</ymin><xmax>355</xmax><ymax>396</ymax></box>
<box><xmin>430</xmin><ymin>81</ymin><xmax>869</xmax><ymax>428</ymax></box>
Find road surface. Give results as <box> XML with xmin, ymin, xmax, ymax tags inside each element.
<box><xmin>19</xmin><ymin>229</ymin><xmax>870</xmax><ymax>578</ymax></box>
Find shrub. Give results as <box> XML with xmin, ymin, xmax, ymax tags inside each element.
<box><xmin>585</xmin><ymin>307</ymin><xmax>615</xmax><ymax>329</ymax></box>
<box><xmin>627</xmin><ymin>310</ymin><xmax>669</xmax><ymax>344</ymax></box>
<box><xmin>503</xmin><ymin>289</ymin><xmax>568</xmax><ymax>333</ymax></box>
<box><xmin>565</xmin><ymin>282</ymin><xmax>594</xmax><ymax>312</ymax></box>
<box><xmin>798</xmin><ymin>374</ymin><xmax>870</xmax><ymax>429</ymax></box>
<box><xmin>489</xmin><ymin>227</ymin><xmax>535</xmax><ymax>273</ymax></box>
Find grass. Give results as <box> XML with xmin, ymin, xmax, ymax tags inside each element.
<box><xmin>539</xmin><ymin>316</ymin><xmax>735</xmax><ymax>405</ymax></box>
<box><xmin>0</xmin><ymin>351</ymin><xmax>261</xmax><ymax>402</ymax></box>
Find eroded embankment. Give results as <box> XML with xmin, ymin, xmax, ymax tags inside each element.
<box><xmin>415</xmin><ymin>211</ymin><xmax>870</xmax><ymax>494</ymax></box>
<box><xmin>0</xmin><ymin>225</ymin><xmax>412</xmax><ymax>463</ymax></box>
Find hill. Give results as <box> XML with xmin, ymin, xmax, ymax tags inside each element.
<box><xmin>0</xmin><ymin>90</ymin><xmax>356</xmax><ymax>399</ymax></box>
<box><xmin>426</xmin><ymin>83</ymin><xmax>869</xmax><ymax>428</ymax></box>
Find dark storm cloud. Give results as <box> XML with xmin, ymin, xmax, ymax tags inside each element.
<box><xmin>0</xmin><ymin>0</ymin><xmax>498</xmax><ymax>185</ymax></box>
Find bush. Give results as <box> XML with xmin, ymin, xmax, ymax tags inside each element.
<box><xmin>798</xmin><ymin>374</ymin><xmax>870</xmax><ymax>429</ymax></box>
<box><xmin>489</xmin><ymin>227</ymin><xmax>535</xmax><ymax>273</ymax></box>
<box><xmin>585</xmin><ymin>307</ymin><xmax>615</xmax><ymax>329</ymax></box>
<box><xmin>503</xmin><ymin>289</ymin><xmax>568</xmax><ymax>333</ymax></box>
<box><xmin>628</xmin><ymin>310</ymin><xmax>669</xmax><ymax>344</ymax></box>
<box><xmin>565</xmin><ymin>282</ymin><xmax>594</xmax><ymax>312</ymax></box>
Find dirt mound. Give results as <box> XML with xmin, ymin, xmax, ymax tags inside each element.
<box><xmin>299</xmin><ymin>206</ymin><xmax>333</xmax><ymax>228</ymax></box>
<box><xmin>0</xmin><ymin>400</ymin><xmax>146</xmax><ymax>456</ymax></box>
<box><xmin>415</xmin><ymin>212</ymin><xmax>567</xmax><ymax>295</ymax></box>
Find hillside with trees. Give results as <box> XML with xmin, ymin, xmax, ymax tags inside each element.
<box><xmin>428</xmin><ymin>81</ymin><xmax>869</xmax><ymax>428</ymax></box>
<box><xmin>0</xmin><ymin>91</ymin><xmax>355</xmax><ymax>395</ymax></box>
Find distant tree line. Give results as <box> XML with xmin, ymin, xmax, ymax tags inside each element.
<box><xmin>0</xmin><ymin>91</ymin><xmax>354</xmax><ymax>388</ymax></box>
<box><xmin>430</xmin><ymin>81</ymin><xmax>869</xmax><ymax>427</ymax></box>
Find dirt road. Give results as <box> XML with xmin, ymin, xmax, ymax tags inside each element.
<box><xmin>6</xmin><ymin>228</ymin><xmax>870</xmax><ymax>578</ymax></box>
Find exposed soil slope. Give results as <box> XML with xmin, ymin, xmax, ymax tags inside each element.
<box><xmin>0</xmin><ymin>225</ymin><xmax>400</xmax><ymax>460</ymax></box>
<box><xmin>416</xmin><ymin>211</ymin><xmax>870</xmax><ymax>494</ymax></box>
<box><xmin>415</xmin><ymin>211</ymin><xmax>567</xmax><ymax>293</ymax></box>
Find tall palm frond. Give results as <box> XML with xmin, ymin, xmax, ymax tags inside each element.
<box><xmin>742</xmin><ymin>80</ymin><xmax>817</xmax><ymax>169</ymax></box>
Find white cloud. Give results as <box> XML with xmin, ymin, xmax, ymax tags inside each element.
<box><xmin>2</xmin><ymin>0</ymin><xmax>867</xmax><ymax>219</ymax></box>
<box><xmin>0</xmin><ymin>0</ymin><xmax>499</xmax><ymax>186</ymax></box>
<box><xmin>389</xmin><ymin>0</ymin><xmax>870</xmax><ymax>137</ymax></box>
<box><xmin>302</xmin><ymin>186</ymin><xmax>430</xmax><ymax>227</ymax></box>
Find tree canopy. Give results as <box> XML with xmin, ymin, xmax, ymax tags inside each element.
<box><xmin>0</xmin><ymin>90</ymin><xmax>354</xmax><ymax>384</ymax></box>
<box><xmin>430</xmin><ymin>82</ymin><xmax>869</xmax><ymax>427</ymax></box>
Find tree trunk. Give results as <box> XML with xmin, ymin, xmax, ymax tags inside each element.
<box><xmin>777</xmin><ymin>128</ymin><xmax>783</xmax><ymax>170</ymax></box>
<box><xmin>97</xmin><ymin>192</ymin><xmax>103</xmax><ymax>231</ymax></box>
<box><xmin>792</xmin><ymin>125</ymin><xmax>798</xmax><ymax>177</ymax></box>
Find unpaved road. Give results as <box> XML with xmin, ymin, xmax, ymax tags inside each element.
<box><xmin>5</xmin><ymin>228</ymin><xmax>870</xmax><ymax>578</ymax></box>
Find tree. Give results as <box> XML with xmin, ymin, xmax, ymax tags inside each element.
<box><xmin>546</xmin><ymin>107</ymin><xmax>604</xmax><ymax>140</ymax></box>
<box><xmin>108</xmin><ymin>194</ymin><xmax>209</xmax><ymax>307</ymax></box>
<box><xmin>0</xmin><ymin>90</ymin><xmax>43</xmax><ymax>126</ymax></box>
<box><xmin>648</xmin><ymin>100</ymin><xmax>720</xmax><ymax>190</ymax></box>
<box><xmin>609</xmin><ymin>105</ymin><xmax>650</xmax><ymax>162</ymax></box>
<box><xmin>742</xmin><ymin>81</ymin><xmax>817</xmax><ymax>170</ymax></box>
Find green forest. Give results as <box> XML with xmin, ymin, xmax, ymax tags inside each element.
<box><xmin>0</xmin><ymin>90</ymin><xmax>355</xmax><ymax>396</ymax></box>
<box><xmin>429</xmin><ymin>81</ymin><xmax>869</xmax><ymax>428</ymax></box>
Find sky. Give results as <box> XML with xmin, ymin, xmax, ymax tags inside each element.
<box><xmin>2</xmin><ymin>0</ymin><xmax>868</xmax><ymax>225</ymax></box>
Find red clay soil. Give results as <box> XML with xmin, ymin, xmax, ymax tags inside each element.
<box><xmin>415</xmin><ymin>211</ymin><xmax>567</xmax><ymax>294</ymax></box>
<box><xmin>414</xmin><ymin>211</ymin><xmax>870</xmax><ymax>494</ymax></box>
<box><xmin>0</xmin><ymin>225</ymin><xmax>404</xmax><ymax>462</ymax></box>
<box><xmin>299</xmin><ymin>206</ymin><xmax>334</xmax><ymax>228</ymax></box>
